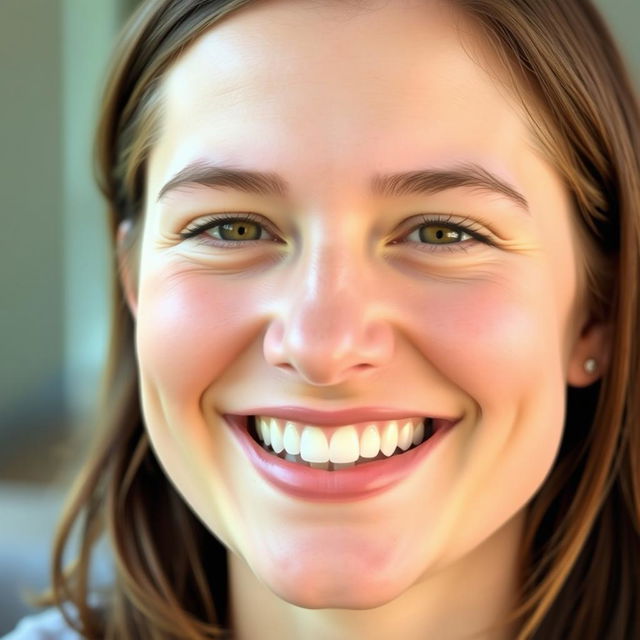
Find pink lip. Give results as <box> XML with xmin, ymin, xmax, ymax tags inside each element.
<box><xmin>229</xmin><ymin>406</ymin><xmax>458</xmax><ymax>426</ymax></box>
<box><xmin>224</xmin><ymin>412</ymin><xmax>458</xmax><ymax>502</ymax></box>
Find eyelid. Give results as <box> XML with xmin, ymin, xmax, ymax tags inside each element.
<box><xmin>396</xmin><ymin>213</ymin><xmax>497</xmax><ymax>248</ymax></box>
<box><xmin>178</xmin><ymin>211</ymin><xmax>497</xmax><ymax>251</ymax></box>
<box><xmin>179</xmin><ymin>212</ymin><xmax>280</xmax><ymax>244</ymax></box>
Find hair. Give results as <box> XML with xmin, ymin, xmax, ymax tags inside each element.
<box><xmin>37</xmin><ymin>0</ymin><xmax>640</xmax><ymax>638</ymax></box>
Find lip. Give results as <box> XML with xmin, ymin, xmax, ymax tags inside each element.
<box><xmin>224</xmin><ymin>411</ymin><xmax>458</xmax><ymax>502</ymax></box>
<box><xmin>229</xmin><ymin>406</ymin><xmax>458</xmax><ymax>426</ymax></box>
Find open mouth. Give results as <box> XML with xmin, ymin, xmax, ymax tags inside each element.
<box><xmin>246</xmin><ymin>416</ymin><xmax>443</xmax><ymax>471</ymax></box>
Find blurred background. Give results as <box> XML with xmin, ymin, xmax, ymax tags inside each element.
<box><xmin>0</xmin><ymin>0</ymin><xmax>638</xmax><ymax>635</ymax></box>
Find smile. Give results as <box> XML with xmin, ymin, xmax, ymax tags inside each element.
<box><xmin>248</xmin><ymin>416</ymin><xmax>442</xmax><ymax>471</ymax></box>
<box><xmin>225</xmin><ymin>412</ymin><xmax>457</xmax><ymax>501</ymax></box>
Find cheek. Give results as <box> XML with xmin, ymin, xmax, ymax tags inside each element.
<box><xmin>403</xmin><ymin>275</ymin><xmax>565</xmax><ymax>409</ymax></box>
<box><xmin>398</xmin><ymin>278</ymin><xmax>567</xmax><ymax>555</ymax></box>
<box><xmin>136</xmin><ymin>267</ymin><xmax>263</xmax><ymax>403</ymax></box>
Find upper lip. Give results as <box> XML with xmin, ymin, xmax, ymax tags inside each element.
<box><xmin>229</xmin><ymin>406</ymin><xmax>458</xmax><ymax>427</ymax></box>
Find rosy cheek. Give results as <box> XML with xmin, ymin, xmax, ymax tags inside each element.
<box><xmin>137</xmin><ymin>268</ymin><xmax>263</xmax><ymax>401</ymax></box>
<box><xmin>405</xmin><ymin>279</ymin><xmax>557</xmax><ymax>401</ymax></box>
<box><xmin>136</xmin><ymin>259</ymin><xmax>561</xmax><ymax>416</ymax></box>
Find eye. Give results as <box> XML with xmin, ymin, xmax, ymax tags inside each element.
<box><xmin>210</xmin><ymin>219</ymin><xmax>262</xmax><ymax>241</ymax></box>
<box><xmin>179</xmin><ymin>213</ymin><xmax>279</xmax><ymax>246</ymax></box>
<box><xmin>400</xmin><ymin>215</ymin><xmax>494</xmax><ymax>252</ymax></box>
<box><xmin>411</xmin><ymin>224</ymin><xmax>471</xmax><ymax>244</ymax></box>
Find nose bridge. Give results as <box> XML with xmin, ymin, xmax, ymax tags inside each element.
<box><xmin>300</xmin><ymin>239</ymin><xmax>370</xmax><ymax>332</ymax></box>
<box><xmin>307</xmin><ymin>236</ymin><xmax>364</xmax><ymax>301</ymax></box>
<box><xmin>263</xmin><ymin>237</ymin><xmax>394</xmax><ymax>385</ymax></box>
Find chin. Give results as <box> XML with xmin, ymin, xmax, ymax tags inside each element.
<box><xmin>272</xmin><ymin>581</ymin><xmax>405</xmax><ymax>611</ymax></box>
<box><xmin>254</xmin><ymin>555</ymin><xmax>413</xmax><ymax>610</ymax></box>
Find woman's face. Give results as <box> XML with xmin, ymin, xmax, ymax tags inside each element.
<box><xmin>123</xmin><ymin>0</ymin><xmax>605</xmax><ymax>610</ymax></box>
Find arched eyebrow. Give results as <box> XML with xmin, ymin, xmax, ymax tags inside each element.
<box><xmin>372</xmin><ymin>163</ymin><xmax>529</xmax><ymax>213</ymax></box>
<box><xmin>157</xmin><ymin>160</ymin><xmax>529</xmax><ymax>213</ymax></box>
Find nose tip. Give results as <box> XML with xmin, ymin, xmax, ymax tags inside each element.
<box><xmin>263</xmin><ymin>310</ymin><xmax>394</xmax><ymax>387</ymax></box>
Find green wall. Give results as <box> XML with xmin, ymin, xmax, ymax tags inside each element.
<box><xmin>0</xmin><ymin>0</ymin><xmax>65</xmax><ymax>449</ymax></box>
<box><xmin>597</xmin><ymin>0</ymin><xmax>640</xmax><ymax>84</ymax></box>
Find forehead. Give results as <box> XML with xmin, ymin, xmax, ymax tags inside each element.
<box><xmin>151</xmin><ymin>0</ymin><xmax>534</xmax><ymax>199</ymax></box>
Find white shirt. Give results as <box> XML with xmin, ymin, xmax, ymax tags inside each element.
<box><xmin>2</xmin><ymin>608</ymin><xmax>82</xmax><ymax>639</ymax></box>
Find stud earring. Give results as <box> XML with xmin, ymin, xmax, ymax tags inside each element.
<box><xmin>584</xmin><ymin>358</ymin><xmax>598</xmax><ymax>374</ymax></box>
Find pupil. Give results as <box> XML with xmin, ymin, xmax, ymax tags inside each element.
<box><xmin>221</xmin><ymin>222</ymin><xmax>257</xmax><ymax>240</ymax></box>
<box><xmin>436</xmin><ymin>229</ymin><xmax>444</xmax><ymax>240</ymax></box>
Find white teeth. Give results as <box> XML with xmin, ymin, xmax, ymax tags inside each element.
<box><xmin>254</xmin><ymin>416</ymin><xmax>431</xmax><ymax>466</ymax></box>
<box><xmin>283</xmin><ymin>421</ymin><xmax>301</xmax><ymax>455</ymax></box>
<box><xmin>270</xmin><ymin>418</ymin><xmax>284</xmax><ymax>453</ymax></box>
<box><xmin>398</xmin><ymin>421</ymin><xmax>413</xmax><ymax>451</ymax></box>
<box><xmin>332</xmin><ymin>461</ymin><xmax>356</xmax><ymax>470</ymax></box>
<box><xmin>300</xmin><ymin>426</ymin><xmax>330</xmax><ymax>463</ymax></box>
<box><xmin>360</xmin><ymin>424</ymin><xmax>381</xmax><ymax>458</ymax></box>
<box><xmin>380</xmin><ymin>420</ymin><xmax>399</xmax><ymax>456</ymax></box>
<box><xmin>328</xmin><ymin>425</ymin><xmax>359</xmax><ymax>463</ymax></box>
<box><xmin>258</xmin><ymin>417</ymin><xmax>271</xmax><ymax>445</ymax></box>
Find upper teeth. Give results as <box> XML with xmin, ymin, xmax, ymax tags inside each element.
<box><xmin>255</xmin><ymin>416</ymin><xmax>427</xmax><ymax>463</ymax></box>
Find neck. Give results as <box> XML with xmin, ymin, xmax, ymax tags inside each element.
<box><xmin>229</xmin><ymin>511</ymin><xmax>524</xmax><ymax>640</ymax></box>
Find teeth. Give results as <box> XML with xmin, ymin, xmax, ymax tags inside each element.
<box><xmin>332</xmin><ymin>461</ymin><xmax>356</xmax><ymax>470</ymax></box>
<box><xmin>300</xmin><ymin>426</ymin><xmax>330</xmax><ymax>463</ymax></box>
<box><xmin>398</xmin><ymin>421</ymin><xmax>413</xmax><ymax>451</ymax></box>
<box><xmin>328</xmin><ymin>425</ymin><xmax>359</xmax><ymax>463</ymax></box>
<box><xmin>283</xmin><ymin>421</ymin><xmax>301</xmax><ymax>455</ymax></box>
<box><xmin>380</xmin><ymin>420</ymin><xmax>399</xmax><ymax>456</ymax></box>
<box><xmin>258</xmin><ymin>418</ymin><xmax>271</xmax><ymax>445</ymax></box>
<box><xmin>270</xmin><ymin>418</ymin><xmax>284</xmax><ymax>453</ymax></box>
<box><xmin>412</xmin><ymin>420</ymin><xmax>425</xmax><ymax>446</ymax></box>
<box><xmin>360</xmin><ymin>425</ymin><xmax>381</xmax><ymax>458</ymax></box>
<box><xmin>253</xmin><ymin>416</ymin><xmax>433</xmax><ymax>467</ymax></box>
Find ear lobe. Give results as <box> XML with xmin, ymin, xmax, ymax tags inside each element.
<box><xmin>117</xmin><ymin>220</ymin><xmax>138</xmax><ymax>318</ymax></box>
<box><xmin>567</xmin><ymin>320</ymin><xmax>611</xmax><ymax>387</ymax></box>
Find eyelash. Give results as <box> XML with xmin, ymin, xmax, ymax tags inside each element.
<box><xmin>395</xmin><ymin>214</ymin><xmax>495</xmax><ymax>253</ymax></box>
<box><xmin>178</xmin><ymin>212</ymin><xmax>495</xmax><ymax>253</ymax></box>
<box><xmin>180</xmin><ymin>213</ymin><xmax>279</xmax><ymax>247</ymax></box>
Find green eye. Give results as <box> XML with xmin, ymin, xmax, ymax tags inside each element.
<box><xmin>215</xmin><ymin>221</ymin><xmax>262</xmax><ymax>241</ymax></box>
<box><xmin>417</xmin><ymin>224</ymin><xmax>470</xmax><ymax>244</ymax></box>
<box><xmin>179</xmin><ymin>213</ymin><xmax>279</xmax><ymax>246</ymax></box>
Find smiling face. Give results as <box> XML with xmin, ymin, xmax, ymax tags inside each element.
<box><xmin>120</xmin><ymin>0</ymin><xmax>608</xmax><ymax>617</ymax></box>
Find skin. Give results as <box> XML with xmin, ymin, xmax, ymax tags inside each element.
<box><xmin>119</xmin><ymin>0</ymin><xmax>610</xmax><ymax>638</ymax></box>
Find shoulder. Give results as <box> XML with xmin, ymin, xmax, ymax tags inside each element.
<box><xmin>2</xmin><ymin>607</ymin><xmax>83</xmax><ymax>640</ymax></box>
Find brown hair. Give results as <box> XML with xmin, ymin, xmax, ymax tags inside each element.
<box><xmin>39</xmin><ymin>1</ymin><xmax>640</xmax><ymax>638</ymax></box>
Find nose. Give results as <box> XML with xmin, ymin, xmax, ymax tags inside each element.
<box><xmin>263</xmin><ymin>242</ymin><xmax>395</xmax><ymax>386</ymax></box>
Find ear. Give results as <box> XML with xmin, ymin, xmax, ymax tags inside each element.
<box><xmin>117</xmin><ymin>219</ymin><xmax>138</xmax><ymax>318</ymax></box>
<box><xmin>567</xmin><ymin>319</ymin><xmax>611</xmax><ymax>387</ymax></box>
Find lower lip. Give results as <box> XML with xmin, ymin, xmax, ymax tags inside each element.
<box><xmin>225</xmin><ymin>415</ymin><xmax>454</xmax><ymax>502</ymax></box>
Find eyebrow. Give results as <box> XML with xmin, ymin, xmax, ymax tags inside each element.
<box><xmin>157</xmin><ymin>160</ymin><xmax>529</xmax><ymax>213</ymax></box>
